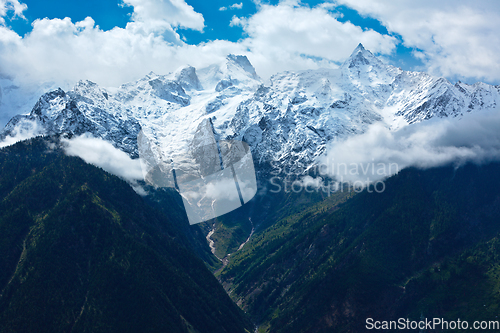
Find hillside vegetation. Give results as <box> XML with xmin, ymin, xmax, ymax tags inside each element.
<box><xmin>0</xmin><ymin>137</ymin><xmax>252</xmax><ymax>333</ymax></box>
<box><xmin>220</xmin><ymin>163</ymin><xmax>500</xmax><ymax>332</ymax></box>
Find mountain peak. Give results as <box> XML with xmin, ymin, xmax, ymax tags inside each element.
<box><xmin>174</xmin><ymin>65</ymin><xmax>202</xmax><ymax>91</ymax></box>
<box><xmin>343</xmin><ymin>43</ymin><xmax>379</xmax><ymax>69</ymax></box>
<box><xmin>353</xmin><ymin>43</ymin><xmax>365</xmax><ymax>53</ymax></box>
<box><xmin>73</xmin><ymin>79</ymin><xmax>99</xmax><ymax>94</ymax></box>
<box><xmin>226</xmin><ymin>54</ymin><xmax>260</xmax><ymax>80</ymax></box>
<box><xmin>196</xmin><ymin>54</ymin><xmax>261</xmax><ymax>91</ymax></box>
<box><xmin>226</xmin><ymin>54</ymin><xmax>250</xmax><ymax>66</ymax></box>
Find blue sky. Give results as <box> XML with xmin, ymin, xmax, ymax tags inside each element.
<box><xmin>7</xmin><ymin>0</ymin><xmax>133</xmax><ymax>34</ymax></box>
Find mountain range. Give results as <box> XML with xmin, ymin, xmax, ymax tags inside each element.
<box><xmin>3</xmin><ymin>42</ymin><xmax>500</xmax><ymax>269</ymax></box>
<box><xmin>2</xmin><ymin>44</ymin><xmax>499</xmax><ymax>173</ymax></box>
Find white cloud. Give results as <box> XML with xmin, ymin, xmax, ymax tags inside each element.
<box><xmin>204</xmin><ymin>177</ymin><xmax>239</xmax><ymax>201</ymax></box>
<box><xmin>62</xmin><ymin>134</ymin><xmax>144</xmax><ymax>186</ymax></box>
<box><xmin>230</xmin><ymin>3</ymin><xmax>243</xmax><ymax>10</ymax></box>
<box><xmin>0</xmin><ymin>118</ymin><xmax>42</xmax><ymax>148</ymax></box>
<box><xmin>121</xmin><ymin>0</ymin><xmax>204</xmax><ymax>32</ymax></box>
<box><xmin>336</xmin><ymin>0</ymin><xmax>500</xmax><ymax>83</ymax></box>
<box><xmin>220</xmin><ymin>3</ymin><xmax>243</xmax><ymax>11</ymax></box>
<box><xmin>298</xmin><ymin>175</ymin><xmax>323</xmax><ymax>189</ymax></box>
<box><xmin>229</xmin><ymin>15</ymin><xmax>242</xmax><ymax>27</ymax></box>
<box><xmin>0</xmin><ymin>0</ymin><xmax>397</xmax><ymax>85</ymax></box>
<box><xmin>0</xmin><ymin>0</ymin><xmax>26</xmax><ymax>24</ymax></box>
<box><xmin>318</xmin><ymin>108</ymin><xmax>500</xmax><ymax>184</ymax></box>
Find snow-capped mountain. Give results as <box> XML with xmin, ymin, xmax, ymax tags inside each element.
<box><xmin>1</xmin><ymin>44</ymin><xmax>499</xmax><ymax>176</ymax></box>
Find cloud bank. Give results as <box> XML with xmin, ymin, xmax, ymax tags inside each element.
<box><xmin>318</xmin><ymin>108</ymin><xmax>500</xmax><ymax>184</ymax></box>
<box><xmin>62</xmin><ymin>134</ymin><xmax>145</xmax><ymax>193</ymax></box>
<box><xmin>0</xmin><ymin>0</ymin><xmax>396</xmax><ymax>85</ymax></box>
<box><xmin>0</xmin><ymin>118</ymin><xmax>42</xmax><ymax>148</ymax></box>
